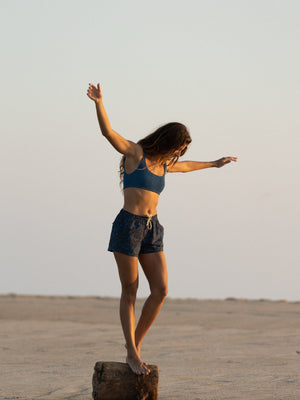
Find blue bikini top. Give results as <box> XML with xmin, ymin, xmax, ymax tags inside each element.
<box><xmin>123</xmin><ymin>153</ymin><xmax>166</xmax><ymax>195</ymax></box>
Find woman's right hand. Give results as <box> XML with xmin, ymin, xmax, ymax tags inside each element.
<box><xmin>87</xmin><ymin>83</ymin><xmax>102</xmax><ymax>103</ymax></box>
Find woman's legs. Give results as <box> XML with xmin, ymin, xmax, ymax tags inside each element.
<box><xmin>135</xmin><ymin>251</ymin><xmax>168</xmax><ymax>355</ymax></box>
<box><xmin>114</xmin><ymin>252</ymin><xmax>150</xmax><ymax>375</ymax></box>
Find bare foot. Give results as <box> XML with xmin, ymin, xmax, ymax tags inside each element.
<box><xmin>136</xmin><ymin>344</ymin><xmax>148</xmax><ymax>365</ymax></box>
<box><xmin>126</xmin><ymin>355</ymin><xmax>150</xmax><ymax>375</ymax></box>
<box><xmin>125</xmin><ymin>343</ymin><xmax>148</xmax><ymax>366</ymax></box>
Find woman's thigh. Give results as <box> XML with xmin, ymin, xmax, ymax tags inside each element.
<box><xmin>138</xmin><ymin>252</ymin><xmax>168</xmax><ymax>294</ymax></box>
<box><xmin>114</xmin><ymin>252</ymin><xmax>139</xmax><ymax>289</ymax></box>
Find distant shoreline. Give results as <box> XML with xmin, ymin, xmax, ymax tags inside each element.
<box><xmin>1</xmin><ymin>293</ymin><xmax>299</xmax><ymax>303</ymax></box>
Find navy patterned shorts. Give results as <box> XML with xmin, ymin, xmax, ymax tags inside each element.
<box><xmin>108</xmin><ymin>209</ymin><xmax>164</xmax><ymax>257</ymax></box>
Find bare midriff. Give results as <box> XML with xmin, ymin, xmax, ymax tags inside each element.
<box><xmin>123</xmin><ymin>187</ymin><xmax>159</xmax><ymax>216</ymax></box>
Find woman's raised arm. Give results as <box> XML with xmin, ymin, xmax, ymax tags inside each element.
<box><xmin>87</xmin><ymin>83</ymin><xmax>139</xmax><ymax>157</ymax></box>
<box><xmin>167</xmin><ymin>157</ymin><xmax>237</xmax><ymax>173</ymax></box>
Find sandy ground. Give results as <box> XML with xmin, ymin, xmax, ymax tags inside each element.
<box><xmin>1</xmin><ymin>295</ymin><xmax>300</xmax><ymax>400</ymax></box>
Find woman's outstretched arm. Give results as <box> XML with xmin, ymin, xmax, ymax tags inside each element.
<box><xmin>167</xmin><ymin>157</ymin><xmax>237</xmax><ymax>173</ymax></box>
<box><xmin>87</xmin><ymin>83</ymin><xmax>140</xmax><ymax>157</ymax></box>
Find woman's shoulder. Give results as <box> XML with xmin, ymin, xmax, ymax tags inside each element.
<box><xmin>126</xmin><ymin>143</ymin><xmax>143</xmax><ymax>163</ymax></box>
<box><xmin>124</xmin><ymin>144</ymin><xmax>144</xmax><ymax>172</ymax></box>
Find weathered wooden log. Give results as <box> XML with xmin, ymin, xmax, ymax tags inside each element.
<box><xmin>92</xmin><ymin>361</ymin><xmax>159</xmax><ymax>400</ymax></box>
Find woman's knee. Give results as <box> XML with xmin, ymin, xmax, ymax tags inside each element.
<box><xmin>121</xmin><ymin>280</ymin><xmax>138</xmax><ymax>303</ymax></box>
<box><xmin>151</xmin><ymin>285</ymin><xmax>168</xmax><ymax>302</ymax></box>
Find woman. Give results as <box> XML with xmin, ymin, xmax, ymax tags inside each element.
<box><xmin>87</xmin><ymin>83</ymin><xmax>237</xmax><ymax>375</ymax></box>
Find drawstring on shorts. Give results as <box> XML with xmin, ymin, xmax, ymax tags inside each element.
<box><xmin>146</xmin><ymin>214</ymin><xmax>153</xmax><ymax>230</ymax></box>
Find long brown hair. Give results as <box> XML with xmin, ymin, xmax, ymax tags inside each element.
<box><xmin>119</xmin><ymin>122</ymin><xmax>192</xmax><ymax>185</ymax></box>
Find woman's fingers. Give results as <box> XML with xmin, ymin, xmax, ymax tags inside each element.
<box><xmin>215</xmin><ymin>156</ymin><xmax>238</xmax><ymax>167</ymax></box>
<box><xmin>86</xmin><ymin>83</ymin><xmax>102</xmax><ymax>101</ymax></box>
<box><xmin>86</xmin><ymin>86</ymin><xmax>94</xmax><ymax>99</ymax></box>
<box><xmin>224</xmin><ymin>156</ymin><xmax>237</xmax><ymax>163</ymax></box>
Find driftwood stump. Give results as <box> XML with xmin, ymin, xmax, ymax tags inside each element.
<box><xmin>92</xmin><ymin>361</ymin><xmax>159</xmax><ymax>400</ymax></box>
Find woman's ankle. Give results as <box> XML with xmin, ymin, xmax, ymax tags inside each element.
<box><xmin>125</xmin><ymin>343</ymin><xmax>139</xmax><ymax>358</ymax></box>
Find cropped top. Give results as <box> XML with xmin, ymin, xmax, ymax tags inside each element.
<box><xmin>123</xmin><ymin>153</ymin><xmax>166</xmax><ymax>195</ymax></box>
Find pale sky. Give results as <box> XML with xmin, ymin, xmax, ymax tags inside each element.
<box><xmin>1</xmin><ymin>0</ymin><xmax>299</xmax><ymax>300</ymax></box>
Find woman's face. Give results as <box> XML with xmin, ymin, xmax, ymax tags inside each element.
<box><xmin>174</xmin><ymin>143</ymin><xmax>188</xmax><ymax>157</ymax></box>
<box><xmin>160</xmin><ymin>142</ymin><xmax>189</xmax><ymax>164</ymax></box>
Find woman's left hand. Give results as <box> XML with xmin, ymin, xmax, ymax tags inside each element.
<box><xmin>214</xmin><ymin>157</ymin><xmax>237</xmax><ymax>168</ymax></box>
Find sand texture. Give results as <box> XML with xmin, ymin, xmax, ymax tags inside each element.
<box><xmin>1</xmin><ymin>295</ymin><xmax>300</xmax><ymax>400</ymax></box>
